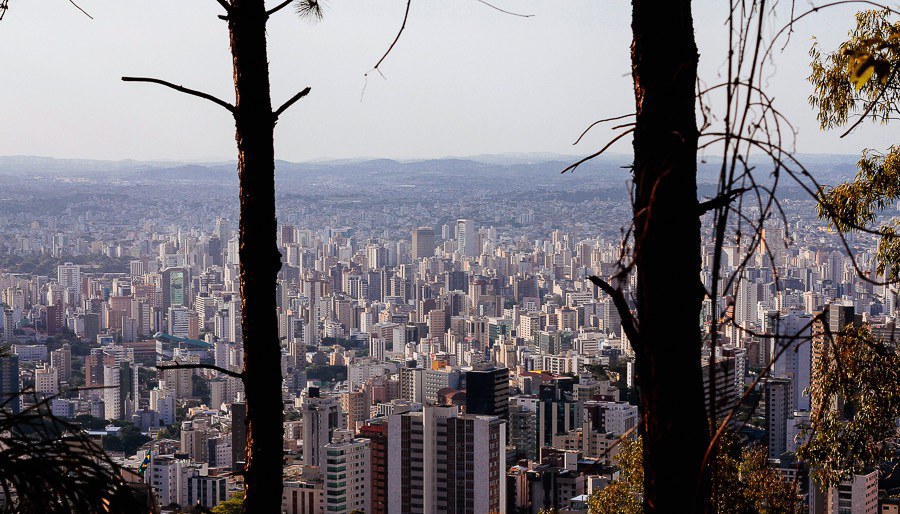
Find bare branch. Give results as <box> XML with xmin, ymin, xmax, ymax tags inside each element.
<box><xmin>697</xmin><ymin>187</ymin><xmax>750</xmax><ymax>215</ymax></box>
<box><xmin>588</xmin><ymin>275</ymin><xmax>640</xmax><ymax>352</ymax></box>
<box><xmin>121</xmin><ymin>76</ymin><xmax>235</xmax><ymax>113</ymax></box>
<box><xmin>266</xmin><ymin>0</ymin><xmax>292</xmax><ymax>17</ymax></box>
<box><xmin>273</xmin><ymin>87</ymin><xmax>311</xmax><ymax>119</ymax></box>
<box><xmin>472</xmin><ymin>0</ymin><xmax>533</xmax><ymax>18</ymax></box>
<box><xmin>368</xmin><ymin>0</ymin><xmax>412</xmax><ymax>77</ymax></box>
<box><xmin>156</xmin><ymin>362</ymin><xmax>244</xmax><ymax>380</ymax></box>
<box><xmin>215</xmin><ymin>0</ymin><xmax>231</xmax><ymax>12</ymax></box>
<box><xmin>561</xmin><ymin>128</ymin><xmax>634</xmax><ymax>173</ymax></box>
<box><xmin>572</xmin><ymin>113</ymin><xmax>636</xmax><ymax>145</ymax></box>
<box><xmin>68</xmin><ymin>0</ymin><xmax>93</xmax><ymax>19</ymax></box>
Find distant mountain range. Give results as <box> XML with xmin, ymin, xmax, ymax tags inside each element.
<box><xmin>0</xmin><ymin>153</ymin><xmax>860</xmax><ymax>187</ymax></box>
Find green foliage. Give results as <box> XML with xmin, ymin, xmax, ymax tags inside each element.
<box><xmin>157</xmin><ymin>424</ymin><xmax>180</xmax><ymax>440</ymax></box>
<box><xmin>810</xmin><ymin>9</ymin><xmax>900</xmax><ymax>280</ymax></box>
<box><xmin>74</xmin><ymin>414</ymin><xmax>108</xmax><ymax>431</ymax></box>
<box><xmin>797</xmin><ymin>324</ymin><xmax>900</xmax><ymax>489</ymax></box>
<box><xmin>211</xmin><ymin>491</ymin><xmax>244</xmax><ymax>514</ymax></box>
<box><xmin>809</xmin><ymin>9</ymin><xmax>900</xmax><ymax>129</ymax></box>
<box><xmin>817</xmin><ymin>147</ymin><xmax>900</xmax><ymax>279</ymax></box>
<box><xmin>588</xmin><ymin>435</ymin><xmax>801</xmax><ymax>513</ymax></box>
<box><xmin>714</xmin><ymin>432</ymin><xmax>802</xmax><ymax>513</ymax></box>
<box><xmin>0</xmin><ymin>252</ymin><xmax>132</xmax><ymax>277</ymax></box>
<box><xmin>102</xmin><ymin>423</ymin><xmax>151</xmax><ymax>456</ymax></box>
<box><xmin>587</xmin><ymin>437</ymin><xmax>643</xmax><ymax>514</ymax></box>
<box><xmin>306</xmin><ymin>364</ymin><xmax>347</xmax><ymax>383</ymax></box>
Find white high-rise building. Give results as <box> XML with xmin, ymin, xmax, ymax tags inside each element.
<box><xmin>456</xmin><ymin>219</ymin><xmax>476</xmax><ymax>258</ymax></box>
<box><xmin>770</xmin><ymin>310</ymin><xmax>813</xmax><ymax>411</ymax></box>
<box><xmin>103</xmin><ymin>362</ymin><xmax>135</xmax><ymax>421</ymax></box>
<box><xmin>388</xmin><ymin>405</ymin><xmax>506</xmax><ymax>513</ymax></box>
<box><xmin>57</xmin><ymin>262</ymin><xmax>82</xmax><ymax>304</ymax></box>
<box><xmin>323</xmin><ymin>429</ymin><xmax>370</xmax><ymax>513</ymax></box>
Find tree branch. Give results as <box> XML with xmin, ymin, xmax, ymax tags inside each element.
<box><xmin>840</xmin><ymin>62</ymin><xmax>900</xmax><ymax>138</ymax></box>
<box><xmin>368</xmin><ymin>0</ymin><xmax>412</xmax><ymax>76</ymax></box>
<box><xmin>589</xmin><ymin>275</ymin><xmax>640</xmax><ymax>351</ymax></box>
<box><xmin>697</xmin><ymin>187</ymin><xmax>750</xmax><ymax>215</ymax></box>
<box><xmin>472</xmin><ymin>0</ymin><xmax>533</xmax><ymax>17</ymax></box>
<box><xmin>266</xmin><ymin>0</ymin><xmax>292</xmax><ymax>17</ymax></box>
<box><xmin>68</xmin><ymin>0</ymin><xmax>93</xmax><ymax>19</ymax></box>
<box><xmin>156</xmin><ymin>362</ymin><xmax>244</xmax><ymax>380</ymax></box>
<box><xmin>273</xmin><ymin>87</ymin><xmax>311</xmax><ymax>119</ymax></box>
<box><xmin>573</xmin><ymin>113</ymin><xmax>636</xmax><ymax>145</ymax></box>
<box><xmin>215</xmin><ymin>0</ymin><xmax>231</xmax><ymax>12</ymax></box>
<box><xmin>561</xmin><ymin>128</ymin><xmax>634</xmax><ymax>173</ymax></box>
<box><xmin>121</xmin><ymin>76</ymin><xmax>235</xmax><ymax>113</ymax></box>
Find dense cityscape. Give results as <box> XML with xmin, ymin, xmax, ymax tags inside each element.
<box><xmin>0</xmin><ymin>155</ymin><xmax>896</xmax><ymax>513</ymax></box>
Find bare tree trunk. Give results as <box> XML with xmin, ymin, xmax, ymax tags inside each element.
<box><xmin>631</xmin><ymin>0</ymin><xmax>711</xmax><ymax>511</ymax></box>
<box><xmin>228</xmin><ymin>1</ymin><xmax>284</xmax><ymax>511</ymax></box>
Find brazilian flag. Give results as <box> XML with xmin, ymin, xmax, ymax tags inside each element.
<box><xmin>138</xmin><ymin>451</ymin><xmax>151</xmax><ymax>477</ymax></box>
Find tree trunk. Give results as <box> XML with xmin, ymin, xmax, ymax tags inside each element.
<box><xmin>631</xmin><ymin>0</ymin><xmax>711</xmax><ymax>511</ymax></box>
<box><xmin>228</xmin><ymin>1</ymin><xmax>284</xmax><ymax>511</ymax></box>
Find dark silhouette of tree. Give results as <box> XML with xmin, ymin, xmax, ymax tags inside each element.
<box><xmin>0</xmin><ymin>392</ymin><xmax>148</xmax><ymax>512</ymax></box>
<box><xmin>123</xmin><ymin>1</ymin><xmax>315</xmax><ymax>510</ymax></box>
<box><xmin>582</xmin><ymin>1</ymin><xmax>711</xmax><ymax>510</ymax></box>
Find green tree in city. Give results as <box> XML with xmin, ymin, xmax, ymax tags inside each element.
<box><xmin>588</xmin><ymin>435</ymin><xmax>801</xmax><ymax>514</ymax></box>
<box><xmin>803</xmin><ymin>8</ymin><xmax>900</xmax><ymax>489</ymax></box>
<box><xmin>211</xmin><ymin>492</ymin><xmax>244</xmax><ymax>514</ymax></box>
<box><xmin>809</xmin><ymin>8</ymin><xmax>900</xmax><ymax>280</ymax></box>
<box><xmin>796</xmin><ymin>325</ymin><xmax>900</xmax><ymax>488</ymax></box>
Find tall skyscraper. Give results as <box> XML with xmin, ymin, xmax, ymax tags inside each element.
<box><xmin>456</xmin><ymin>219</ymin><xmax>476</xmax><ymax>257</ymax></box>
<box><xmin>411</xmin><ymin>227</ymin><xmax>435</xmax><ymax>261</ymax></box>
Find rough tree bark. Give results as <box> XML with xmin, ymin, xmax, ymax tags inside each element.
<box><xmin>227</xmin><ymin>1</ymin><xmax>285</xmax><ymax>511</ymax></box>
<box><xmin>630</xmin><ymin>0</ymin><xmax>711</xmax><ymax>511</ymax></box>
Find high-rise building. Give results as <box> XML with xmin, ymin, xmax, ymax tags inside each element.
<box><xmin>387</xmin><ymin>406</ymin><xmax>506</xmax><ymax>513</ymax></box>
<box><xmin>465</xmin><ymin>365</ymin><xmax>509</xmax><ymax>420</ymax></box>
<box><xmin>765</xmin><ymin>377</ymin><xmax>791</xmax><ymax>459</ymax></box>
<box><xmin>358</xmin><ymin>420</ymin><xmax>388</xmax><ymax>514</ymax></box>
<box><xmin>35</xmin><ymin>365</ymin><xmax>59</xmax><ymax>396</ymax></box>
<box><xmin>50</xmin><ymin>343</ymin><xmax>72</xmax><ymax>382</ymax></box>
<box><xmin>162</xmin><ymin>267</ymin><xmax>190</xmax><ymax>310</ymax></box>
<box><xmin>46</xmin><ymin>304</ymin><xmax>64</xmax><ymax>337</ymax></box>
<box><xmin>411</xmin><ymin>227</ymin><xmax>435</xmax><ymax>261</ymax></box>
<box><xmin>0</xmin><ymin>355</ymin><xmax>19</xmax><ymax>414</ymax></box>
<box><xmin>57</xmin><ymin>262</ymin><xmax>81</xmax><ymax>304</ymax></box>
<box><xmin>456</xmin><ymin>219</ymin><xmax>476</xmax><ymax>257</ymax></box>
<box><xmin>324</xmin><ymin>429</ymin><xmax>371</xmax><ymax>513</ymax></box>
<box><xmin>810</xmin><ymin>469</ymin><xmax>879</xmax><ymax>514</ymax></box>
<box><xmin>231</xmin><ymin>402</ymin><xmax>247</xmax><ymax>471</ymax></box>
<box><xmin>770</xmin><ymin>310</ymin><xmax>813</xmax><ymax>411</ymax></box>
<box><xmin>302</xmin><ymin>387</ymin><xmax>342</xmax><ymax>468</ymax></box>
<box><xmin>103</xmin><ymin>361</ymin><xmax>135</xmax><ymax>421</ymax></box>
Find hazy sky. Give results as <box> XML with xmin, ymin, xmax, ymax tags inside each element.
<box><xmin>0</xmin><ymin>1</ymin><xmax>894</xmax><ymax>162</ymax></box>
